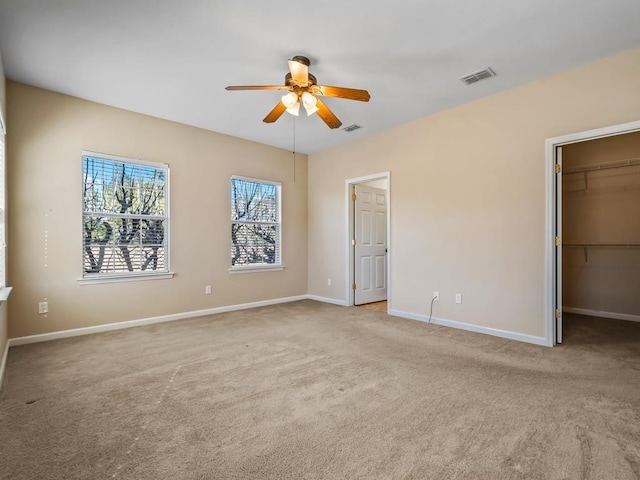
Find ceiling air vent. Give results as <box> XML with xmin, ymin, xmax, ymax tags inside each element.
<box><xmin>342</xmin><ymin>124</ymin><xmax>362</xmax><ymax>132</ymax></box>
<box><xmin>460</xmin><ymin>67</ymin><xmax>496</xmax><ymax>85</ymax></box>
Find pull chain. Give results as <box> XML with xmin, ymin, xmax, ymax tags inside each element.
<box><xmin>292</xmin><ymin>117</ymin><xmax>296</xmax><ymax>182</ymax></box>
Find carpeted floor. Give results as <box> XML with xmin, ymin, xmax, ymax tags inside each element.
<box><xmin>1</xmin><ymin>300</ymin><xmax>639</xmax><ymax>479</ymax></box>
<box><xmin>358</xmin><ymin>301</ymin><xmax>388</xmax><ymax>312</ymax></box>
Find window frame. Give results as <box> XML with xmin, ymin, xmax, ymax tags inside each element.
<box><xmin>79</xmin><ymin>151</ymin><xmax>173</xmax><ymax>284</ymax></box>
<box><xmin>230</xmin><ymin>175</ymin><xmax>283</xmax><ymax>273</ymax></box>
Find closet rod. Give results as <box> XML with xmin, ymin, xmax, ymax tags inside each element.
<box><xmin>564</xmin><ymin>156</ymin><xmax>640</xmax><ymax>175</ymax></box>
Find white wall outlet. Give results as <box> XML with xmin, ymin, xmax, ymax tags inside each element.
<box><xmin>205</xmin><ymin>285</ymin><xmax>212</xmax><ymax>295</ymax></box>
<box><xmin>433</xmin><ymin>291</ymin><xmax>439</xmax><ymax>301</ymax></box>
<box><xmin>327</xmin><ymin>278</ymin><xmax>332</xmax><ymax>286</ymax></box>
<box><xmin>455</xmin><ymin>293</ymin><xmax>462</xmax><ymax>304</ymax></box>
<box><xmin>38</xmin><ymin>301</ymin><xmax>48</xmax><ymax>314</ymax></box>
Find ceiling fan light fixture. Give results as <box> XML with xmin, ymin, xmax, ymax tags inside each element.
<box><xmin>286</xmin><ymin>103</ymin><xmax>300</xmax><ymax>116</ymax></box>
<box><xmin>281</xmin><ymin>92</ymin><xmax>300</xmax><ymax>116</ymax></box>
<box><xmin>304</xmin><ymin>105</ymin><xmax>318</xmax><ymax>116</ymax></box>
<box><xmin>301</xmin><ymin>92</ymin><xmax>318</xmax><ymax>116</ymax></box>
<box><xmin>281</xmin><ymin>91</ymin><xmax>298</xmax><ymax>108</ymax></box>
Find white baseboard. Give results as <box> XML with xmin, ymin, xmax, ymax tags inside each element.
<box><xmin>0</xmin><ymin>341</ymin><xmax>9</xmax><ymax>389</ymax></box>
<box><xmin>563</xmin><ymin>307</ymin><xmax>640</xmax><ymax>323</ymax></box>
<box><xmin>8</xmin><ymin>295</ymin><xmax>308</xmax><ymax>347</ymax></box>
<box><xmin>388</xmin><ymin>309</ymin><xmax>551</xmax><ymax>347</ymax></box>
<box><xmin>6</xmin><ymin>294</ymin><xmax>552</xmax><ymax>349</ymax></box>
<box><xmin>306</xmin><ymin>295</ymin><xmax>349</xmax><ymax>307</ymax></box>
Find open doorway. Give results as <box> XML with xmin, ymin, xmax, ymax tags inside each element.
<box><xmin>345</xmin><ymin>173</ymin><xmax>390</xmax><ymax>311</ymax></box>
<box><xmin>547</xmin><ymin>121</ymin><xmax>640</xmax><ymax>345</ymax></box>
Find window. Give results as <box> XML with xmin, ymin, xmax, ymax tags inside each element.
<box><xmin>82</xmin><ymin>152</ymin><xmax>170</xmax><ymax>280</ymax></box>
<box><xmin>230</xmin><ymin>176</ymin><xmax>281</xmax><ymax>270</ymax></box>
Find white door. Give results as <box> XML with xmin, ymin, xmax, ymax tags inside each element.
<box><xmin>556</xmin><ymin>146</ymin><xmax>563</xmax><ymax>344</ymax></box>
<box><xmin>354</xmin><ymin>184</ymin><xmax>387</xmax><ymax>305</ymax></box>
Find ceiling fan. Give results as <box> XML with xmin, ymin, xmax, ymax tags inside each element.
<box><xmin>225</xmin><ymin>55</ymin><xmax>370</xmax><ymax>129</ymax></box>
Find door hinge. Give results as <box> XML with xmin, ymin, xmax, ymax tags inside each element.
<box><xmin>555</xmin><ymin>308</ymin><xmax>562</xmax><ymax>318</ymax></box>
<box><xmin>352</xmin><ymin>283</ymin><xmax>357</xmax><ymax>290</ymax></box>
<box><xmin>555</xmin><ymin>236</ymin><xmax>561</xmax><ymax>246</ymax></box>
<box><xmin>555</xmin><ymin>163</ymin><xmax>562</xmax><ymax>174</ymax></box>
<box><xmin>352</xmin><ymin>238</ymin><xmax>356</xmax><ymax>246</ymax></box>
<box><xmin>352</xmin><ymin>193</ymin><xmax>357</xmax><ymax>201</ymax></box>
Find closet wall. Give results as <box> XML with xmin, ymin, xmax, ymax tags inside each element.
<box><xmin>562</xmin><ymin>131</ymin><xmax>640</xmax><ymax>320</ymax></box>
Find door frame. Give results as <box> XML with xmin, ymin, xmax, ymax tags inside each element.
<box><xmin>545</xmin><ymin>120</ymin><xmax>640</xmax><ymax>346</ymax></box>
<box><xmin>345</xmin><ymin>172</ymin><xmax>391</xmax><ymax>308</ymax></box>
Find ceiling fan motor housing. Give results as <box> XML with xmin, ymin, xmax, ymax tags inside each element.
<box><xmin>285</xmin><ymin>72</ymin><xmax>317</xmax><ymax>89</ymax></box>
<box><xmin>290</xmin><ymin>55</ymin><xmax>310</xmax><ymax>66</ymax></box>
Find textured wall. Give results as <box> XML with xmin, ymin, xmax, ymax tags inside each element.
<box><xmin>7</xmin><ymin>82</ymin><xmax>308</xmax><ymax>338</ymax></box>
<box><xmin>0</xmin><ymin>49</ymin><xmax>7</xmax><ymax>374</ymax></box>
<box><xmin>308</xmin><ymin>47</ymin><xmax>640</xmax><ymax>339</ymax></box>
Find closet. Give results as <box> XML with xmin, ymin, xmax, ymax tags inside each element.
<box><xmin>562</xmin><ymin>131</ymin><xmax>640</xmax><ymax>322</ymax></box>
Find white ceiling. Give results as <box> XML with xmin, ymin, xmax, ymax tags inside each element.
<box><xmin>1</xmin><ymin>0</ymin><xmax>639</xmax><ymax>154</ymax></box>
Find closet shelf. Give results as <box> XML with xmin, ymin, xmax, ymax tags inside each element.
<box><xmin>564</xmin><ymin>243</ymin><xmax>640</xmax><ymax>263</ymax></box>
<box><xmin>563</xmin><ymin>156</ymin><xmax>640</xmax><ymax>175</ymax></box>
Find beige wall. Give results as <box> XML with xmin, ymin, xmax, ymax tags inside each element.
<box><xmin>7</xmin><ymin>82</ymin><xmax>308</xmax><ymax>338</ymax></box>
<box><xmin>5</xmin><ymin>47</ymin><xmax>640</xmax><ymax>343</ymax></box>
<box><xmin>0</xmin><ymin>50</ymin><xmax>7</xmax><ymax>367</ymax></box>
<box><xmin>562</xmin><ymin>132</ymin><xmax>640</xmax><ymax>316</ymax></box>
<box><xmin>308</xmin><ymin>46</ymin><xmax>640</xmax><ymax>339</ymax></box>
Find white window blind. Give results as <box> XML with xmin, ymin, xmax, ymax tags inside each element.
<box><xmin>230</xmin><ymin>176</ymin><xmax>281</xmax><ymax>268</ymax></box>
<box><xmin>82</xmin><ymin>152</ymin><xmax>169</xmax><ymax>278</ymax></box>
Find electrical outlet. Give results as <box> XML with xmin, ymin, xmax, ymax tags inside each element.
<box><xmin>205</xmin><ymin>285</ymin><xmax>212</xmax><ymax>295</ymax></box>
<box><xmin>38</xmin><ymin>301</ymin><xmax>48</xmax><ymax>314</ymax></box>
<box><xmin>455</xmin><ymin>293</ymin><xmax>462</xmax><ymax>304</ymax></box>
<box><xmin>327</xmin><ymin>278</ymin><xmax>332</xmax><ymax>286</ymax></box>
<box><xmin>433</xmin><ymin>291</ymin><xmax>439</xmax><ymax>301</ymax></box>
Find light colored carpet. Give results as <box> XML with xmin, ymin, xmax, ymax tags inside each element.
<box><xmin>1</xmin><ymin>301</ymin><xmax>639</xmax><ymax>479</ymax></box>
<box><xmin>358</xmin><ymin>301</ymin><xmax>387</xmax><ymax>312</ymax></box>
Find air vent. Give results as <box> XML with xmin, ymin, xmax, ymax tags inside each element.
<box><xmin>460</xmin><ymin>67</ymin><xmax>496</xmax><ymax>85</ymax></box>
<box><xmin>342</xmin><ymin>124</ymin><xmax>362</xmax><ymax>132</ymax></box>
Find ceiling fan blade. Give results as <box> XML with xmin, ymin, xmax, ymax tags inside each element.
<box><xmin>288</xmin><ymin>59</ymin><xmax>309</xmax><ymax>86</ymax></box>
<box><xmin>312</xmin><ymin>85</ymin><xmax>371</xmax><ymax>102</ymax></box>
<box><xmin>226</xmin><ymin>85</ymin><xmax>291</xmax><ymax>91</ymax></box>
<box><xmin>315</xmin><ymin>97</ymin><xmax>342</xmax><ymax>129</ymax></box>
<box><xmin>263</xmin><ymin>102</ymin><xmax>287</xmax><ymax>123</ymax></box>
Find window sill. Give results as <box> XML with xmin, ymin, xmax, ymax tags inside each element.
<box><xmin>229</xmin><ymin>265</ymin><xmax>284</xmax><ymax>274</ymax></box>
<box><xmin>0</xmin><ymin>286</ymin><xmax>12</xmax><ymax>303</ymax></box>
<box><xmin>78</xmin><ymin>272</ymin><xmax>175</xmax><ymax>285</ymax></box>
